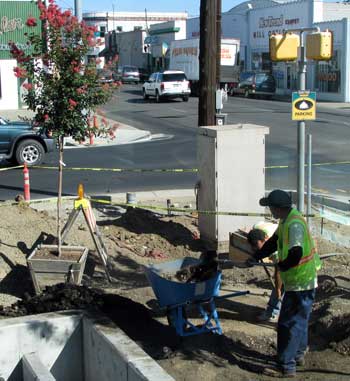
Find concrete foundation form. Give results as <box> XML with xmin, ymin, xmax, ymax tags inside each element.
<box><xmin>0</xmin><ymin>310</ymin><xmax>174</xmax><ymax>381</ymax></box>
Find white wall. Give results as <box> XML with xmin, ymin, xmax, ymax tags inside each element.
<box><xmin>323</xmin><ymin>2</ymin><xmax>350</xmax><ymax>21</ymax></box>
<box><xmin>0</xmin><ymin>59</ymin><xmax>19</xmax><ymax>110</ymax></box>
<box><xmin>248</xmin><ymin>0</ymin><xmax>310</xmax><ymax>50</ymax></box>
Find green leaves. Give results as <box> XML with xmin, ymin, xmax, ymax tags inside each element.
<box><xmin>10</xmin><ymin>0</ymin><xmax>114</xmax><ymax>140</ymax></box>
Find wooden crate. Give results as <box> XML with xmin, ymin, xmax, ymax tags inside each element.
<box><xmin>228</xmin><ymin>232</ymin><xmax>254</xmax><ymax>266</ymax></box>
<box><xmin>27</xmin><ymin>244</ymin><xmax>88</xmax><ymax>294</ymax></box>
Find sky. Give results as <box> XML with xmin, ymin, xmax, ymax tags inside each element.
<box><xmin>56</xmin><ymin>0</ymin><xmax>342</xmax><ymax>17</ymax></box>
<box><xmin>56</xmin><ymin>0</ymin><xmax>241</xmax><ymax>17</ymax></box>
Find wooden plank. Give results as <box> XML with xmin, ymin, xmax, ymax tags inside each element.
<box><xmin>28</xmin><ymin>260</ymin><xmax>82</xmax><ymax>273</ymax></box>
<box><xmin>228</xmin><ymin>232</ymin><xmax>253</xmax><ymax>263</ymax></box>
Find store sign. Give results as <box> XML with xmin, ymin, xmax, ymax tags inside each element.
<box><xmin>0</xmin><ymin>2</ymin><xmax>41</xmax><ymax>59</ymax></box>
<box><xmin>292</xmin><ymin>91</ymin><xmax>316</xmax><ymax>121</ymax></box>
<box><xmin>317</xmin><ymin>72</ymin><xmax>338</xmax><ymax>82</ymax></box>
<box><xmin>253</xmin><ymin>15</ymin><xmax>301</xmax><ymax>39</ymax></box>
<box><xmin>144</xmin><ymin>36</ymin><xmax>159</xmax><ymax>44</ymax></box>
<box><xmin>0</xmin><ymin>16</ymin><xmax>25</xmax><ymax>35</ymax></box>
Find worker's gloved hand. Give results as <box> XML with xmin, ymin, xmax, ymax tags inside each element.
<box><xmin>245</xmin><ymin>257</ymin><xmax>258</xmax><ymax>268</ymax></box>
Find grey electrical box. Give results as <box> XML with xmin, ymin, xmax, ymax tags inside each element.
<box><xmin>197</xmin><ymin>124</ymin><xmax>270</xmax><ymax>252</ymax></box>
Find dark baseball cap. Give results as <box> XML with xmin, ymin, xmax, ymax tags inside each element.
<box><xmin>259</xmin><ymin>189</ymin><xmax>292</xmax><ymax>208</ymax></box>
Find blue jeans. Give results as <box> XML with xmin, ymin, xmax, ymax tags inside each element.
<box><xmin>266</xmin><ymin>287</ymin><xmax>282</xmax><ymax>317</ymax></box>
<box><xmin>277</xmin><ymin>289</ymin><xmax>316</xmax><ymax>373</ymax></box>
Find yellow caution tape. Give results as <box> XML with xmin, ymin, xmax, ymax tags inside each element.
<box><xmin>0</xmin><ymin>196</ymin><xmax>317</xmax><ymax>218</ymax></box>
<box><xmin>0</xmin><ymin>165</ymin><xmax>24</xmax><ymax>171</ymax></box>
<box><xmin>29</xmin><ymin>160</ymin><xmax>350</xmax><ymax>173</ymax></box>
<box><xmin>33</xmin><ymin>166</ymin><xmax>198</xmax><ymax>173</ymax></box>
<box><xmin>266</xmin><ymin>161</ymin><xmax>350</xmax><ymax>169</ymax></box>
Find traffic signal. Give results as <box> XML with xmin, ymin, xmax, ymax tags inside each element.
<box><xmin>306</xmin><ymin>30</ymin><xmax>333</xmax><ymax>60</ymax></box>
<box><xmin>269</xmin><ymin>33</ymin><xmax>299</xmax><ymax>61</ymax></box>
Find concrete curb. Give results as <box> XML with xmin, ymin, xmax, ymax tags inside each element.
<box><xmin>1</xmin><ymin>110</ymin><xmax>152</xmax><ymax>148</ymax></box>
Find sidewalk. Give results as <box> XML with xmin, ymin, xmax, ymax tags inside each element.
<box><xmin>1</xmin><ymin>109</ymin><xmax>151</xmax><ymax>147</ymax></box>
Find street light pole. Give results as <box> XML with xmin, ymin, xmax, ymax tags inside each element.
<box><xmin>297</xmin><ymin>31</ymin><xmax>306</xmax><ymax>213</ymax></box>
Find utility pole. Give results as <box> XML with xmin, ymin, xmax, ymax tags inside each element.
<box><xmin>74</xmin><ymin>0</ymin><xmax>82</xmax><ymax>22</ymax></box>
<box><xmin>216</xmin><ymin>0</ymin><xmax>221</xmax><ymax>88</ymax></box>
<box><xmin>198</xmin><ymin>0</ymin><xmax>217</xmax><ymax>127</ymax></box>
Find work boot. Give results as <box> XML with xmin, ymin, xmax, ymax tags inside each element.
<box><xmin>257</xmin><ymin>310</ymin><xmax>278</xmax><ymax>322</ymax></box>
<box><xmin>296</xmin><ymin>356</ymin><xmax>305</xmax><ymax>367</ymax></box>
<box><xmin>263</xmin><ymin>366</ymin><xmax>296</xmax><ymax>378</ymax></box>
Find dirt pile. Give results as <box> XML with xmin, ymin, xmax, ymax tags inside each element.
<box><xmin>312</xmin><ymin>295</ymin><xmax>350</xmax><ymax>355</ymax></box>
<box><xmin>0</xmin><ymin>284</ymin><xmax>104</xmax><ymax>317</ymax></box>
<box><xmin>104</xmin><ymin>207</ymin><xmax>204</xmax><ymax>259</ymax></box>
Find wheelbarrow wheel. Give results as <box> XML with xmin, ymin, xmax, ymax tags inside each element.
<box><xmin>166</xmin><ymin>307</ymin><xmax>188</xmax><ymax>332</ymax></box>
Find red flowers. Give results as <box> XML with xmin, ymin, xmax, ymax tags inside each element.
<box><xmin>23</xmin><ymin>83</ymin><xmax>33</xmax><ymax>91</ymax></box>
<box><xmin>26</xmin><ymin>17</ymin><xmax>37</xmax><ymax>27</ymax></box>
<box><xmin>76</xmin><ymin>87</ymin><xmax>86</xmax><ymax>95</ymax></box>
<box><xmin>13</xmin><ymin>67</ymin><xmax>27</xmax><ymax>78</ymax></box>
<box><xmin>68</xmin><ymin>99</ymin><xmax>78</xmax><ymax>109</ymax></box>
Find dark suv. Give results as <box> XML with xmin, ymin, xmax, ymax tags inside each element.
<box><xmin>0</xmin><ymin>116</ymin><xmax>55</xmax><ymax>166</ymax></box>
<box><xmin>233</xmin><ymin>72</ymin><xmax>276</xmax><ymax>99</ymax></box>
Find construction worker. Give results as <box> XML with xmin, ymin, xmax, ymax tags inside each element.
<box><xmin>247</xmin><ymin>221</ymin><xmax>282</xmax><ymax>322</ymax></box>
<box><xmin>249</xmin><ymin>189</ymin><xmax>321</xmax><ymax>378</ymax></box>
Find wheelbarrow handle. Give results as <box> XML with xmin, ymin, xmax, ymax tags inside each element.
<box><xmin>214</xmin><ymin>290</ymin><xmax>250</xmax><ymax>300</ymax></box>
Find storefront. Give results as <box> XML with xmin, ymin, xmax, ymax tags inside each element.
<box><xmin>0</xmin><ymin>1</ymin><xmax>41</xmax><ymax>110</ymax></box>
<box><xmin>246</xmin><ymin>0</ymin><xmax>350</xmax><ymax>101</ymax></box>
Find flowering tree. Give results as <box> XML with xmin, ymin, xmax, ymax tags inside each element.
<box><xmin>10</xmin><ymin>0</ymin><xmax>115</xmax><ymax>256</ymax></box>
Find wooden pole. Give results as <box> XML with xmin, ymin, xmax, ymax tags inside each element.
<box><xmin>216</xmin><ymin>0</ymin><xmax>222</xmax><ymax>88</ymax></box>
<box><xmin>198</xmin><ymin>0</ymin><xmax>217</xmax><ymax>127</ymax></box>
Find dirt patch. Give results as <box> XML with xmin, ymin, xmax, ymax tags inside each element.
<box><xmin>0</xmin><ymin>203</ymin><xmax>350</xmax><ymax>380</ymax></box>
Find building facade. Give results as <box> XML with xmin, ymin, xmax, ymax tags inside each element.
<box><xmin>83</xmin><ymin>11</ymin><xmax>188</xmax><ymax>37</ymax></box>
<box><xmin>186</xmin><ymin>0</ymin><xmax>350</xmax><ymax>101</ymax></box>
<box><xmin>0</xmin><ymin>1</ymin><xmax>41</xmax><ymax>110</ymax></box>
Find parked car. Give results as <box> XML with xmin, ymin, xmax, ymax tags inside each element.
<box><xmin>0</xmin><ymin>116</ymin><xmax>55</xmax><ymax>166</ymax></box>
<box><xmin>97</xmin><ymin>68</ymin><xmax>113</xmax><ymax>84</ymax></box>
<box><xmin>115</xmin><ymin>66</ymin><xmax>140</xmax><ymax>84</ymax></box>
<box><xmin>138</xmin><ymin>68</ymin><xmax>151</xmax><ymax>82</ymax></box>
<box><xmin>142</xmin><ymin>70</ymin><xmax>191</xmax><ymax>102</ymax></box>
<box><xmin>233</xmin><ymin>72</ymin><xmax>276</xmax><ymax>99</ymax></box>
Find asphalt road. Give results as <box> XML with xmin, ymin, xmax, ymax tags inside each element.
<box><xmin>0</xmin><ymin>85</ymin><xmax>349</xmax><ymax>201</ymax></box>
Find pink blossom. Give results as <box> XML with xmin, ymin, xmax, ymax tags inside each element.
<box><xmin>26</xmin><ymin>17</ymin><xmax>37</xmax><ymax>27</ymax></box>
<box><xmin>69</xmin><ymin>99</ymin><xmax>78</xmax><ymax>108</ymax></box>
<box><xmin>23</xmin><ymin>83</ymin><xmax>33</xmax><ymax>90</ymax></box>
<box><xmin>13</xmin><ymin>67</ymin><xmax>27</xmax><ymax>78</ymax></box>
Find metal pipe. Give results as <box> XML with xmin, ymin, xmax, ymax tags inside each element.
<box><xmin>297</xmin><ymin>33</ymin><xmax>306</xmax><ymax>213</ymax></box>
<box><xmin>307</xmin><ymin>134</ymin><xmax>312</xmax><ymax>224</ymax></box>
<box><xmin>74</xmin><ymin>0</ymin><xmax>82</xmax><ymax>22</ymax></box>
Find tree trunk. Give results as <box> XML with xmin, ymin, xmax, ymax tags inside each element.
<box><xmin>57</xmin><ymin>136</ymin><xmax>64</xmax><ymax>257</ymax></box>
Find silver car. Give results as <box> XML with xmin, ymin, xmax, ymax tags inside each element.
<box><xmin>118</xmin><ymin>66</ymin><xmax>140</xmax><ymax>84</ymax></box>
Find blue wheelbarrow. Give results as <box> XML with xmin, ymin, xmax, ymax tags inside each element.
<box><xmin>144</xmin><ymin>257</ymin><xmax>249</xmax><ymax>337</ymax></box>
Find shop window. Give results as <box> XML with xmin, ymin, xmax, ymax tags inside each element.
<box><xmin>314</xmin><ymin>50</ymin><xmax>340</xmax><ymax>93</ymax></box>
<box><xmin>261</xmin><ymin>52</ymin><xmax>272</xmax><ymax>72</ymax></box>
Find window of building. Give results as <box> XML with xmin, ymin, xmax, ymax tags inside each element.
<box><xmin>100</xmin><ymin>26</ymin><xmax>106</xmax><ymax>37</ymax></box>
<box><xmin>314</xmin><ymin>50</ymin><xmax>341</xmax><ymax>93</ymax></box>
<box><xmin>117</xmin><ymin>26</ymin><xmax>123</xmax><ymax>32</ymax></box>
<box><xmin>134</xmin><ymin>26</ymin><xmax>142</xmax><ymax>31</ymax></box>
